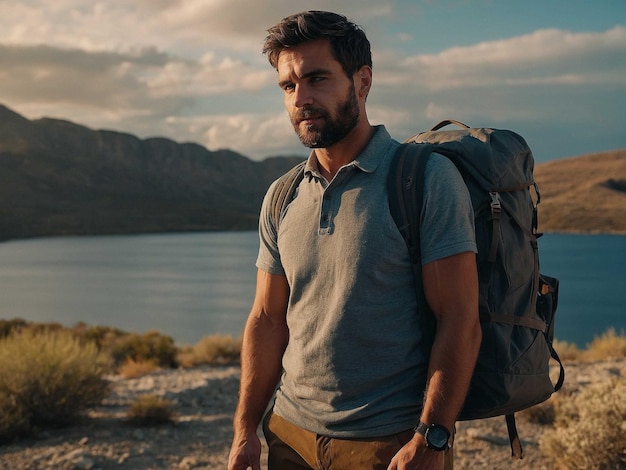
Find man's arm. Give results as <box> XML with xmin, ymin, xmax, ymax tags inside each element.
<box><xmin>228</xmin><ymin>269</ymin><xmax>290</xmax><ymax>470</ymax></box>
<box><xmin>388</xmin><ymin>251</ymin><xmax>481</xmax><ymax>470</ymax></box>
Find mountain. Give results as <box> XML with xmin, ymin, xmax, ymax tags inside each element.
<box><xmin>0</xmin><ymin>104</ymin><xmax>624</xmax><ymax>240</ymax></box>
<box><xmin>0</xmin><ymin>104</ymin><xmax>304</xmax><ymax>241</ymax></box>
<box><xmin>534</xmin><ymin>148</ymin><xmax>626</xmax><ymax>234</ymax></box>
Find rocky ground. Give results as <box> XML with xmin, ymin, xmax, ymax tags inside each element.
<box><xmin>1</xmin><ymin>358</ymin><xmax>624</xmax><ymax>470</ymax></box>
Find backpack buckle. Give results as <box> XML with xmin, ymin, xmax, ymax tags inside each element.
<box><xmin>489</xmin><ymin>192</ymin><xmax>501</xmax><ymax>219</ymax></box>
<box><xmin>488</xmin><ymin>192</ymin><xmax>501</xmax><ymax>262</ymax></box>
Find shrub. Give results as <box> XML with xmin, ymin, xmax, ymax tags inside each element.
<box><xmin>176</xmin><ymin>335</ymin><xmax>241</xmax><ymax>368</ymax></box>
<box><xmin>0</xmin><ymin>390</ymin><xmax>29</xmax><ymax>439</ymax></box>
<box><xmin>0</xmin><ymin>318</ymin><xmax>29</xmax><ymax>339</ymax></box>
<box><xmin>583</xmin><ymin>328</ymin><xmax>626</xmax><ymax>361</ymax></box>
<box><xmin>127</xmin><ymin>394</ymin><xmax>174</xmax><ymax>425</ymax></box>
<box><xmin>109</xmin><ymin>330</ymin><xmax>178</xmax><ymax>369</ymax></box>
<box><xmin>118</xmin><ymin>358</ymin><xmax>160</xmax><ymax>379</ymax></box>
<box><xmin>553</xmin><ymin>338</ymin><xmax>582</xmax><ymax>362</ymax></box>
<box><xmin>73</xmin><ymin>323</ymin><xmax>127</xmax><ymax>350</ymax></box>
<box><xmin>540</xmin><ymin>378</ymin><xmax>626</xmax><ymax>469</ymax></box>
<box><xmin>0</xmin><ymin>329</ymin><xmax>110</xmax><ymax>441</ymax></box>
<box><xmin>518</xmin><ymin>397</ymin><xmax>557</xmax><ymax>425</ymax></box>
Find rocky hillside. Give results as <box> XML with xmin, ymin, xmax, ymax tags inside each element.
<box><xmin>1</xmin><ymin>103</ymin><xmax>624</xmax><ymax>239</ymax></box>
<box><xmin>534</xmin><ymin>149</ymin><xmax>626</xmax><ymax>234</ymax></box>
<box><xmin>0</xmin><ymin>104</ymin><xmax>304</xmax><ymax>241</ymax></box>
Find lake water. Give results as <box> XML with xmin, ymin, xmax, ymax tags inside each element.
<box><xmin>0</xmin><ymin>231</ymin><xmax>624</xmax><ymax>348</ymax></box>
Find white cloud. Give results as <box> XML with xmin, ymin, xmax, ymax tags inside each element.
<box><xmin>0</xmin><ymin>1</ymin><xmax>623</xmax><ymax>161</ymax></box>
<box><xmin>393</xmin><ymin>26</ymin><xmax>626</xmax><ymax>91</ymax></box>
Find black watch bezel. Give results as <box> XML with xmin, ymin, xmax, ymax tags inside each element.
<box><xmin>414</xmin><ymin>421</ymin><xmax>451</xmax><ymax>451</ymax></box>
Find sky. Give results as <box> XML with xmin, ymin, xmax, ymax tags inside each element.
<box><xmin>1</xmin><ymin>0</ymin><xmax>625</xmax><ymax>163</ymax></box>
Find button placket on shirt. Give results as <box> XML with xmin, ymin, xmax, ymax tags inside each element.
<box><xmin>318</xmin><ymin>167</ymin><xmax>352</xmax><ymax>236</ymax></box>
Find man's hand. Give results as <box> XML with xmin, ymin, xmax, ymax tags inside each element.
<box><xmin>228</xmin><ymin>431</ymin><xmax>262</xmax><ymax>470</ymax></box>
<box><xmin>387</xmin><ymin>434</ymin><xmax>445</xmax><ymax>470</ymax></box>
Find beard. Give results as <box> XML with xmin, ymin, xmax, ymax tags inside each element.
<box><xmin>290</xmin><ymin>83</ymin><xmax>360</xmax><ymax>149</ymax></box>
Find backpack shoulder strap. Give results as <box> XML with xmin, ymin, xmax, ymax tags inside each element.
<box><xmin>388</xmin><ymin>142</ymin><xmax>437</xmax><ymax>351</ymax></box>
<box><xmin>388</xmin><ymin>143</ymin><xmax>431</xmax><ymax>265</ymax></box>
<box><xmin>269</xmin><ymin>161</ymin><xmax>306</xmax><ymax>233</ymax></box>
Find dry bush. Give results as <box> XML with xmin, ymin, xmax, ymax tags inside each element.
<box><xmin>176</xmin><ymin>335</ymin><xmax>241</xmax><ymax>368</ymax></box>
<box><xmin>118</xmin><ymin>358</ymin><xmax>160</xmax><ymax>379</ymax></box>
<box><xmin>127</xmin><ymin>394</ymin><xmax>174</xmax><ymax>426</ymax></box>
<box><xmin>540</xmin><ymin>378</ymin><xmax>626</xmax><ymax>469</ymax></box>
<box><xmin>582</xmin><ymin>328</ymin><xmax>626</xmax><ymax>361</ymax></box>
<box><xmin>73</xmin><ymin>323</ymin><xmax>127</xmax><ymax>350</ymax></box>
<box><xmin>109</xmin><ymin>330</ymin><xmax>178</xmax><ymax>369</ymax></box>
<box><xmin>0</xmin><ymin>318</ymin><xmax>29</xmax><ymax>339</ymax></box>
<box><xmin>553</xmin><ymin>329</ymin><xmax>626</xmax><ymax>363</ymax></box>
<box><xmin>0</xmin><ymin>390</ymin><xmax>29</xmax><ymax>439</ymax></box>
<box><xmin>0</xmin><ymin>329</ymin><xmax>110</xmax><ymax>441</ymax></box>
<box><xmin>553</xmin><ymin>338</ymin><xmax>583</xmax><ymax>362</ymax></box>
<box><xmin>518</xmin><ymin>397</ymin><xmax>557</xmax><ymax>425</ymax></box>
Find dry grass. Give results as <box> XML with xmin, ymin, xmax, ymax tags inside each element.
<box><xmin>582</xmin><ymin>328</ymin><xmax>626</xmax><ymax>361</ymax></box>
<box><xmin>176</xmin><ymin>334</ymin><xmax>241</xmax><ymax>368</ymax></box>
<box><xmin>118</xmin><ymin>358</ymin><xmax>160</xmax><ymax>379</ymax></box>
<box><xmin>540</xmin><ymin>378</ymin><xmax>626</xmax><ymax>469</ymax></box>
<box><xmin>554</xmin><ymin>328</ymin><xmax>626</xmax><ymax>363</ymax></box>
<box><xmin>534</xmin><ymin>150</ymin><xmax>626</xmax><ymax>233</ymax></box>
<box><xmin>127</xmin><ymin>394</ymin><xmax>175</xmax><ymax>426</ymax></box>
<box><xmin>0</xmin><ymin>329</ymin><xmax>110</xmax><ymax>440</ymax></box>
<box><xmin>552</xmin><ymin>338</ymin><xmax>582</xmax><ymax>362</ymax></box>
<box><xmin>108</xmin><ymin>330</ymin><xmax>178</xmax><ymax>369</ymax></box>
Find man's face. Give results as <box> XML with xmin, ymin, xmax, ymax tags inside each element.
<box><xmin>277</xmin><ymin>40</ymin><xmax>360</xmax><ymax>149</ymax></box>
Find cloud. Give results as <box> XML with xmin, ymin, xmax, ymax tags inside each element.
<box><xmin>0</xmin><ymin>0</ymin><xmax>623</xmax><ymax>161</ymax></box>
<box><xmin>0</xmin><ymin>1</ymin><xmax>391</xmax><ymax>56</ymax></box>
<box><xmin>384</xmin><ymin>26</ymin><xmax>626</xmax><ymax>91</ymax></box>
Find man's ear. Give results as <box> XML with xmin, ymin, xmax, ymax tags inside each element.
<box><xmin>356</xmin><ymin>65</ymin><xmax>373</xmax><ymax>99</ymax></box>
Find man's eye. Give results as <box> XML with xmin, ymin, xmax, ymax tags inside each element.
<box><xmin>310</xmin><ymin>77</ymin><xmax>325</xmax><ymax>84</ymax></box>
<box><xmin>282</xmin><ymin>84</ymin><xmax>295</xmax><ymax>92</ymax></box>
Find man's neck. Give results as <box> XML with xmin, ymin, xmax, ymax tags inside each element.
<box><xmin>314</xmin><ymin>123</ymin><xmax>375</xmax><ymax>181</ymax></box>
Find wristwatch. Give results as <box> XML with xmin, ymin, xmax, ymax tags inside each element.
<box><xmin>414</xmin><ymin>421</ymin><xmax>451</xmax><ymax>451</ymax></box>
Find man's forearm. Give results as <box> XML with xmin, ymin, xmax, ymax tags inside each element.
<box><xmin>420</xmin><ymin>252</ymin><xmax>481</xmax><ymax>433</ymax></box>
<box><xmin>233</xmin><ymin>312</ymin><xmax>288</xmax><ymax>436</ymax></box>
<box><xmin>420</xmin><ymin>314</ymin><xmax>481</xmax><ymax>432</ymax></box>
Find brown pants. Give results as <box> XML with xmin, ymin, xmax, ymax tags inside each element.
<box><xmin>263</xmin><ymin>411</ymin><xmax>454</xmax><ymax>470</ymax></box>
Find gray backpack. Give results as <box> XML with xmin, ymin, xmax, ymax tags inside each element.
<box><xmin>392</xmin><ymin>120</ymin><xmax>564</xmax><ymax>458</ymax></box>
<box><xmin>269</xmin><ymin>120</ymin><xmax>564</xmax><ymax>458</ymax></box>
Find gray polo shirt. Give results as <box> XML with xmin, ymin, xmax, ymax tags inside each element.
<box><xmin>256</xmin><ymin>125</ymin><xmax>476</xmax><ymax>438</ymax></box>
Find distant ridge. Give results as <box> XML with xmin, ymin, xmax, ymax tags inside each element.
<box><xmin>0</xmin><ymin>104</ymin><xmax>624</xmax><ymax>240</ymax></box>
<box><xmin>534</xmin><ymin>148</ymin><xmax>626</xmax><ymax>234</ymax></box>
<box><xmin>0</xmin><ymin>104</ymin><xmax>304</xmax><ymax>241</ymax></box>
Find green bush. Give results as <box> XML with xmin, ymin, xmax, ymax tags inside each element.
<box><xmin>0</xmin><ymin>329</ymin><xmax>110</xmax><ymax>441</ymax></box>
<box><xmin>540</xmin><ymin>378</ymin><xmax>626</xmax><ymax>469</ymax></box>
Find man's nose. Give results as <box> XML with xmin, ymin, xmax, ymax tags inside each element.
<box><xmin>293</xmin><ymin>84</ymin><xmax>314</xmax><ymax>108</ymax></box>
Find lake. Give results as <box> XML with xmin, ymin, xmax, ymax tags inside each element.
<box><xmin>0</xmin><ymin>231</ymin><xmax>624</xmax><ymax>348</ymax></box>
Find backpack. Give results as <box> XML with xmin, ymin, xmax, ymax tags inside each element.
<box><xmin>269</xmin><ymin>120</ymin><xmax>565</xmax><ymax>459</ymax></box>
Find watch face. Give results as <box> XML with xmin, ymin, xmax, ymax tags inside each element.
<box><xmin>426</xmin><ymin>426</ymin><xmax>449</xmax><ymax>450</ymax></box>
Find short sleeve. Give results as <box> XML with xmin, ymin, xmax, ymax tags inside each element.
<box><xmin>420</xmin><ymin>153</ymin><xmax>477</xmax><ymax>265</ymax></box>
<box><xmin>256</xmin><ymin>180</ymin><xmax>286</xmax><ymax>275</ymax></box>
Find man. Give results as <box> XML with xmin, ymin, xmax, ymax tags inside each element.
<box><xmin>228</xmin><ymin>11</ymin><xmax>481</xmax><ymax>470</ymax></box>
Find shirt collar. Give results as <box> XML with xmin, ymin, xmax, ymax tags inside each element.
<box><xmin>304</xmin><ymin>125</ymin><xmax>392</xmax><ymax>177</ymax></box>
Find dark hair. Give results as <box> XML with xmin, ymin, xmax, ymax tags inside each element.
<box><xmin>263</xmin><ymin>11</ymin><xmax>372</xmax><ymax>77</ymax></box>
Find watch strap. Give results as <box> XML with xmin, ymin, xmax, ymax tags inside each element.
<box><xmin>414</xmin><ymin>420</ymin><xmax>451</xmax><ymax>451</ymax></box>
